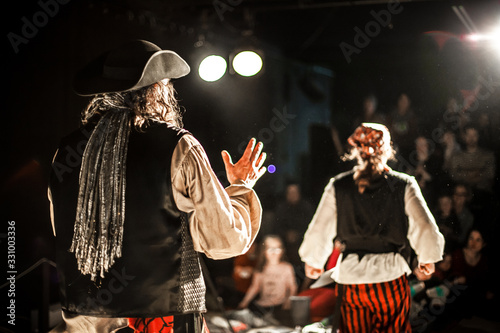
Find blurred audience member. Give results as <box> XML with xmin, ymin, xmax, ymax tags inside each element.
<box><xmin>439</xmin><ymin>129</ymin><xmax>461</xmax><ymax>174</ymax></box>
<box><xmin>475</xmin><ymin>110</ymin><xmax>496</xmax><ymax>150</ymax></box>
<box><xmin>450</xmin><ymin>229</ymin><xmax>490</xmax><ymax>291</ymax></box>
<box><xmin>232</xmin><ymin>242</ymin><xmax>259</xmax><ymax>300</ymax></box>
<box><xmin>433</xmin><ymin>251</ymin><xmax>453</xmax><ymax>282</ymax></box>
<box><xmin>452</xmin><ymin>184</ymin><xmax>474</xmax><ymax>245</ymax></box>
<box><xmin>387</xmin><ymin>93</ymin><xmax>419</xmax><ymax>161</ymax></box>
<box><xmin>445</xmin><ymin>229</ymin><xmax>495</xmax><ymax>322</ymax></box>
<box><xmin>237</xmin><ymin>235</ymin><xmax>298</xmax><ymax>323</ymax></box>
<box><xmin>353</xmin><ymin>94</ymin><xmax>386</xmax><ymax>129</ymax></box>
<box><xmin>434</xmin><ymin>194</ymin><xmax>461</xmax><ymax>252</ymax></box>
<box><xmin>407</xmin><ymin>136</ymin><xmax>442</xmax><ymax>203</ymax></box>
<box><xmin>449</xmin><ymin>125</ymin><xmax>496</xmax><ymax>194</ymax></box>
<box><xmin>439</xmin><ymin>97</ymin><xmax>469</xmax><ymax>138</ymax></box>
<box><xmin>274</xmin><ymin>183</ymin><xmax>314</xmax><ymax>267</ymax></box>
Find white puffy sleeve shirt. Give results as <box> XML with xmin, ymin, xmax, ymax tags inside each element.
<box><xmin>298</xmin><ymin>174</ymin><xmax>445</xmax><ymax>284</ymax></box>
<box><xmin>171</xmin><ymin>134</ymin><xmax>262</xmax><ymax>259</ymax></box>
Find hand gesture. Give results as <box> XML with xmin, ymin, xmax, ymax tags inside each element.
<box><xmin>305</xmin><ymin>263</ymin><xmax>324</xmax><ymax>280</ymax></box>
<box><xmin>418</xmin><ymin>262</ymin><xmax>435</xmax><ymax>276</ymax></box>
<box><xmin>221</xmin><ymin>138</ymin><xmax>267</xmax><ymax>188</ymax></box>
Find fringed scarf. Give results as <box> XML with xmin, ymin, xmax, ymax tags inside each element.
<box><xmin>70</xmin><ymin>108</ymin><xmax>131</xmax><ymax>281</ymax></box>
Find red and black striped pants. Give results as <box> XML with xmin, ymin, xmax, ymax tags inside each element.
<box><xmin>338</xmin><ymin>275</ymin><xmax>411</xmax><ymax>333</ymax></box>
<box><xmin>128</xmin><ymin>313</ymin><xmax>209</xmax><ymax>333</ymax></box>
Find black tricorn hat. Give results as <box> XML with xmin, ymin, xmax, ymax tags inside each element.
<box><xmin>73</xmin><ymin>40</ymin><xmax>190</xmax><ymax>96</ymax></box>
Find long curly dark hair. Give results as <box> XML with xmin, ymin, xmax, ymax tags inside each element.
<box><xmin>81</xmin><ymin>79</ymin><xmax>184</xmax><ymax>129</ymax></box>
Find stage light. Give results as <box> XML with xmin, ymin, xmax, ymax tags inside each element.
<box><xmin>267</xmin><ymin>164</ymin><xmax>276</xmax><ymax>174</ymax></box>
<box><xmin>463</xmin><ymin>23</ymin><xmax>500</xmax><ymax>55</ymax></box>
<box><xmin>465</xmin><ymin>33</ymin><xmax>484</xmax><ymax>41</ymax></box>
<box><xmin>232</xmin><ymin>51</ymin><xmax>263</xmax><ymax>77</ymax></box>
<box><xmin>491</xmin><ymin>26</ymin><xmax>500</xmax><ymax>53</ymax></box>
<box><xmin>198</xmin><ymin>55</ymin><xmax>227</xmax><ymax>82</ymax></box>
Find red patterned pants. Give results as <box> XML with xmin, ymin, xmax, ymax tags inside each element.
<box><xmin>339</xmin><ymin>275</ymin><xmax>411</xmax><ymax>333</ymax></box>
<box><xmin>128</xmin><ymin>313</ymin><xmax>209</xmax><ymax>333</ymax></box>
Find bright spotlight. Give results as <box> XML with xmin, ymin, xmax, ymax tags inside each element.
<box><xmin>464</xmin><ymin>24</ymin><xmax>500</xmax><ymax>55</ymax></box>
<box><xmin>466</xmin><ymin>33</ymin><xmax>485</xmax><ymax>42</ymax></box>
<box><xmin>232</xmin><ymin>51</ymin><xmax>263</xmax><ymax>77</ymax></box>
<box><xmin>198</xmin><ymin>55</ymin><xmax>227</xmax><ymax>82</ymax></box>
<box><xmin>492</xmin><ymin>27</ymin><xmax>500</xmax><ymax>53</ymax></box>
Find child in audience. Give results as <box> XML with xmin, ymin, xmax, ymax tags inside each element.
<box><xmin>237</xmin><ymin>235</ymin><xmax>298</xmax><ymax>323</ymax></box>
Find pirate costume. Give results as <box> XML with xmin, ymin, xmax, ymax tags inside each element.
<box><xmin>299</xmin><ymin>123</ymin><xmax>445</xmax><ymax>332</ymax></box>
<box><xmin>48</xmin><ymin>40</ymin><xmax>262</xmax><ymax>333</ymax></box>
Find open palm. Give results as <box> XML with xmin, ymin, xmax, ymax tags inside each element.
<box><xmin>221</xmin><ymin>138</ymin><xmax>267</xmax><ymax>188</ymax></box>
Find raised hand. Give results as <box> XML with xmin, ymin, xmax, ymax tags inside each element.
<box><xmin>221</xmin><ymin>138</ymin><xmax>267</xmax><ymax>188</ymax></box>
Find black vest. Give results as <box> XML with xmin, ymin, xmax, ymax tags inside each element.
<box><xmin>334</xmin><ymin>169</ymin><xmax>412</xmax><ymax>262</ymax></box>
<box><xmin>49</xmin><ymin>121</ymin><xmax>206</xmax><ymax>317</ymax></box>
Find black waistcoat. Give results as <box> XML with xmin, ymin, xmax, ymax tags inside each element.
<box><xmin>49</xmin><ymin>121</ymin><xmax>206</xmax><ymax>317</ymax></box>
<box><xmin>334</xmin><ymin>169</ymin><xmax>412</xmax><ymax>262</ymax></box>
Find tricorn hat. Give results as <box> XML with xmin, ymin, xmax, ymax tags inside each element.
<box><xmin>73</xmin><ymin>40</ymin><xmax>190</xmax><ymax>96</ymax></box>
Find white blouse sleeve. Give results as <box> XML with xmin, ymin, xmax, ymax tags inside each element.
<box><xmin>405</xmin><ymin>177</ymin><xmax>445</xmax><ymax>264</ymax></box>
<box><xmin>298</xmin><ymin>178</ymin><xmax>338</xmax><ymax>269</ymax></box>
<box><xmin>171</xmin><ymin>134</ymin><xmax>262</xmax><ymax>260</ymax></box>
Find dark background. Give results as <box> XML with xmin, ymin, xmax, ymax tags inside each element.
<box><xmin>2</xmin><ymin>0</ymin><xmax>500</xmax><ymax>331</ymax></box>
